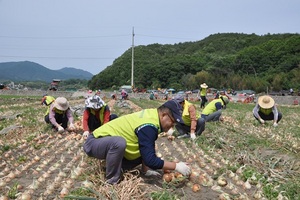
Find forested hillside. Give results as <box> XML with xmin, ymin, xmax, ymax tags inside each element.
<box><xmin>89</xmin><ymin>33</ymin><xmax>300</xmax><ymax>92</ymax></box>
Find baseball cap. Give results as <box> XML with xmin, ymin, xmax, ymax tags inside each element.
<box><xmin>162</xmin><ymin>100</ymin><xmax>183</xmax><ymax>123</ymax></box>
<box><xmin>220</xmin><ymin>96</ymin><xmax>229</xmax><ymax>105</ymax></box>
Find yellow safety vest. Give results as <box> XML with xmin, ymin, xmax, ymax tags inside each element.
<box><xmin>259</xmin><ymin>107</ymin><xmax>272</xmax><ymax>115</ymax></box>
<box><xmin>182</xmin><ymin>100</ymin><xmax>200</xmax><ymax>126</ymax></box>
<box><xmin>93</xmin><ymin>109</ymin><xmax>160</xmax><ymax>160</ymax></box>
<box><xmin>200</xmin><ymin>88</ymin><xmax>207</xmax><ymax>96</ymax></box>
<box><xmin>202</xmin><ymin>99</ymin><xmax>224</xmax><ymax>115</ymax></box>
<box><xmin>89</xmin><ymin>104</ymin><xmax>106</xmax><ymax>125</ymax></box>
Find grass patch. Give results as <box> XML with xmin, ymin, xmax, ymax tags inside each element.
<box><xmin>66</xmin><ymin>187</ymin><xmax>98</xmax><ymax>199</ymax></box>
<box><xmin>130</xmin><ymin>98</ymin><xmax>162</xmax><ymax>109</ymax></box>
<box><xmin>150</xmin><ymin>189</ymin><xmax>179</xmax><ymax>200</ymax></box>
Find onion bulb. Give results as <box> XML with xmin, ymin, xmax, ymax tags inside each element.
<box><xmin>58</xmin><ymin>169</ymin><xmax>67</xmax><ymax>178</ymax></box>
<box><xmin>253</xmin><ymin>190</ymin><xmax>263</xmax><ymax>199</ymax></box>
<box><xmin>0</xmin><ymin>180</ymin><xmax>6</xmax><ymax>187</ymax></box>
<box><xmin>217</xmin><ymin>177</ymin><xmax>228</xmax><ymax>187</ymax></box>
<box><xmin>163</xmin><ymin>173</ymin><xmax>173</xmax><ymax>182</ymax></box>
<box><xmin>33</xmin><ymin>155</ymin><xmax>41</xmax><ymax>162</ymax></box>
<box><xmin>81</xmin><ymin>180</ymin><xmax>93</xmax><ymax>188</ymax></box>
<box><xmin>28</xmin><ymin>178</ymin><xmax>39</xmax><ymax>190</ymax></box>
<box><xmin>243</xmin><ymin>179</ymin><xmax>251</xmax><ymax>189</ymax></box>
<box><xmin>227</xmin><ymin>170</ymin><xmax>235</xmax><ymax>178</ymax></box>
<box><xmin>4</xmin><ymin>178</ymin><xmax>11</xmax><ymax>183</ymax></box>
<box><xmin>0</xmin><ymin>195</ymin><xmax>9</xmax><ymax>200</ymax></box>
<box><xmin>42</xmin><ymin>172</ymin><xmax>50</xmax><ymax>178</ymax></box>
<box><xmin>3</xmin><ymin>167</ymin><xmax>10</xmax><ymax>173</ymax></box>
<box><xmin>219</xmin><ymin>193</ymin><xmax>231</xmax><ymax>200</ymax></box>
<box><xmin>37</xmin><ymin>176</ymin><xmax>45</xmax><ymax>183</ymax></box>
<box><xmin>192</xmin><ymin>184</ymin><xmax>201</xmax><ymax>192</ymax></box>
<box><xmin>14</xmin><ymin>169</ymin><xmax>22</xmax><ymax>177</ymax></box>
<box><xmin>19</xmin><ymin>192</ymin><xmax>31</xmax><ymax>200</ymax></box>
<box><xmin>74</xmin><ymin>166</ymin><xmax>82</xmax><ymax>176</ymax></box>
<box><xmin>174</xmin><ymin>172</ymin><xmax>183</xmax><ymax>179</ymax></box>
<box><xmin>60</xmin><ymin>187</ymin><xmax>69</xmax><ymax>198</ymax></box>
<box><xmin>7</xmin><ymin>171</ymin><xmax>16</xmax><ymax>179</ymax></box>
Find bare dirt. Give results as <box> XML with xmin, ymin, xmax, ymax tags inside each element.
<box><xmin>104</xmin><ymin>99</ymin><xmax>259</xmax><ymax>199</ymax></box>
<box><xmin>1</xmin><ymin>97</ymin><xmax>299</xmax><ymax>199</ymax></box>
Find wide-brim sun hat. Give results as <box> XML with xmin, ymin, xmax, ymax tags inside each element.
<box><xmin>85</xmin><ymin>95</ymin><xmax>104</xmax><ymax>109</ymax></box>
<box><xmin>258</xmin><ymin>95</ymin><xmax>275</xmax><ymax>109</ymax></box>
<box><xmin>53</xmin><ymin>97</ymin><xmax>69</xmax><ymax>111</ymax></box>
<box><xmin>200</xmin><ymin>83</ymin><xmax>208</xmax><ymax>88</ymax></box>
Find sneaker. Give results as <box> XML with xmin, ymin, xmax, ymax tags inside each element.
<box><xmin>177</xmin><ymin>134</ymin><xmax>189</xmax><ymax>139</ymax></box>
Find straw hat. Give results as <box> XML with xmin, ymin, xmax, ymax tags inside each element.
<box><xmin>200</xmin><ymin>83</ymin><xmax>208</xmax><ymax>88</ymax></box>
<box><xmin>53</xmin><ymin>97</ymin><xmax>69</xmax><ymax>111</ymax></box>
<box><xmin>258</xmin><ymin>95</ymin><xmax>275</xmax><ymax>109</ymax></box>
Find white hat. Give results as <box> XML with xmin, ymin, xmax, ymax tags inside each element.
<box><xmin>85</xmin><ymin>95</ymin><xmax>104</xmax><ymax>109</ymax></box>
<box><xmin>53</xmin><ymin>97</ymin><xmax>69</xmax><ymax>111</ymax></box>
<box><xmin>258</xmin><ymin>95</ymin><xmax>275</xmax><ymax>109</ymax></box>
<box><xmin>200</xmin><ymin>83</ymin><xmax>208</xmax><ymax>88</ymax></box>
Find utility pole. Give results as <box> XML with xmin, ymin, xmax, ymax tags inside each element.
<box><xmin>131</xmin><ymin>27</ymin><xmax>135</xmax><ymax>89</ymax></box>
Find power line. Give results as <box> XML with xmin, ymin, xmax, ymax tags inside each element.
<box><xmin>0</xmin><ymin>33</ymin><xmax>197</xmax><ymax>41</ymax></box>
<box><xmin>0</xmin><ymin>55</ymin><xmax>115</xmax><ymax>60</ymax></box>
<box><xmin>0</xmin><ymin>34</ymin><xmax>130</xmax><ymax>39</ymax></box>
<box><xmin>137</xmin><ymin>34</ymin><xmax>197</xmax><ymax>41</ymax></box>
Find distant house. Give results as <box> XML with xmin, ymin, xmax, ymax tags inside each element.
<box><xmin>119</xmin><ymin>85</ymin><xmax>132</xmax><ymax>93</ymax></box>
<box><xmin>49</xmin><ymin>79</ymin><xmax>61</xmax><ymax>91</ymax></box>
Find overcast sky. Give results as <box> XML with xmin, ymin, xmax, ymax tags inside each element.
<box><xmin>0</xmin><ymin>0</ymin><xmax>299</xmax><ymax>75</ymax></box>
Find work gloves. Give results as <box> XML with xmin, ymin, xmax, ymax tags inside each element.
<box><xmin>144</xmin><ymin>169</ymin><xmax>161</xmax><ymax>177</ymax></box>
<box><xmin>190</xmin><ymin>133</ymin><xmax>196</xmax><ymax>140</ymax></box>
<box><xmin>259</xmin><ymin>118</ymin><xmax>265</xmax><ymax>124</ymax></box>
<box><xmin>167</xmin><ymin>127</ymin><xmax>175</xmax><ymax>136</ymax></box>
<box><xmin>260</xmin><ymin>118</ymin><xmax>278</xmax><ymax>127</ymax></box>
<box><xmin>57</xmin><ymin>126</ymin><xmax>64</xmax><ymax>133</ymax></box>
<box><xmin>175</xmin><ymin>162</ymin><xmax>191</xmax><ymax>176</ymax></box>
<box><xmin>83</xmin><ymin>131</ymin><xmax>90</xmax><ymax>138</ymax></box>
<box><xmin>143</xmin><ymin>163</ymin><xmax>191</xmax><ymax>178</ymax></box>
<box><xmin>69</xmin><ymin>123</ymin><xmax>75</xmax><ymax>130</ymax></box>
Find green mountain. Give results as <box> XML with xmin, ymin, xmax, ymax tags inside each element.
<box><xmin>0</xmin><ymin>61</ymin><xmax>93</xmax><ymax>82</ymax></box>
<box><xmin>89</xmin><ymin>33</ymin><xmax>300</xmax><ymax>93</ymax></box>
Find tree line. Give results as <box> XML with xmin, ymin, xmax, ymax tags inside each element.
<box><xmin>88</xmin><ymin>33</ymin><xmax>300</xmax><ymax>93</ymax></box>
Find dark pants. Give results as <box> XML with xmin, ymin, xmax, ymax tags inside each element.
<box><xmin>201</xmin><ymin>110</ymin><xmax>222</xmax><ymax>122</ymax></box>
<box><xmin>45</xmin><ymin>113</ymin><xmax>68</xmax><ymax>129</ymax></box>
<box><xmin>254</xmin><ymin>111</ymin><xmax>282</xmax><ymax>123</ymax></box>
<box><xmin>87</xmin><ymin>114</ymin><xmax>118</xmax><ymax>132</ymax></box>
<box><xmin>83</xmin><ymin>134</ymin><xmax>142</xmax><ymax>184</ymax></box>
<box><xmin>175</xmin><ymin>118</ymin><xmax>206</xmax><ymax>136</ymax></box>
<box><xmin>200</xmin><ymin>96</ymin><xmax>207</xmax><ymax>108</ymax></box>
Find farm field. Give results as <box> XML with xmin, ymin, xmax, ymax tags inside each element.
<box><xmin>0</xmin><ymin>95</ymin><xmax>299</xmax><ymax>199</ymax></box>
